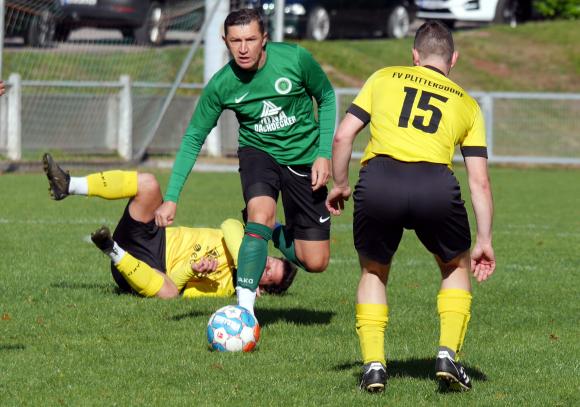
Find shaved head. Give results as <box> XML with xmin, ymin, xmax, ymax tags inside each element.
<box><xmin>413</xmin><ymin>20</ymin><xmax>454</xmax><ymax>64</ymax></box>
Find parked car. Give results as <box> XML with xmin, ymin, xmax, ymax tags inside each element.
<box><xmin>416</xmin><ymin>0</ymin><xmax>535</xmax><ymax>27</ymax></box>
<box><xmin>257</xmin><ymin>0</ymin><xmax>417</xmax><ymax>41</ymax></box>
<box><xmin>55</xmin><ymin>0</ymin><xmax>203</xmax><ymax>45</ymax></box>
<box><xmin>4</xmin><ymin>0</ymin><xmax>61</xmax><ymax>47</ymax></box>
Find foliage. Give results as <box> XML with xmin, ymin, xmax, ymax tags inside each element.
<box><xmin>533</xmin><ymin>0</ymin><xmax>580</xmax><ymax>19</ymax></box>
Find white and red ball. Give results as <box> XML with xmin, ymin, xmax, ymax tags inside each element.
<box><xmin>207</xmin><ymin>305</ymin><xmax>260</xmax><ymax>352</ymax></box>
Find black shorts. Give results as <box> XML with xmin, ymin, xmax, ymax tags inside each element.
<box><xmin>238</xmin><ymin>146</ymin><xmax>330</xmax><ymax>241</ymax></box>
<box><xmin>110</xmin><ymin>203</ymin><xmax>166</xmax><ymax>292</ymax></box>
<box><xmin>353</xmin><ymin>156</ymin><xmax>471</xmax><ymax>264</ymax></box>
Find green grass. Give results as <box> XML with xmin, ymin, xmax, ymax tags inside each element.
<box><xmin>1</xmin><ymin>165</ymin><xmax>579</xmax><ymax>405</ymax></box>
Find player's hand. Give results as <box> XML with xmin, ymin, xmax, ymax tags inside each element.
<box><xmin>471</xmin><ymin>241</ymin><xmax>496</xmax><ymax>282</ymax></box>
<box><xmin>191</xmin><ymin>257</ymin><xmax>218</xmax><ymax>276</ymax></box>
<box><xmin>0</xmin><ymin>81</ymin><xmax>5</xmax><ymax>96</ymax></box>
<box><xmin>311</xmin><ymin>157</ymin><xmax>331</xmax><ymax>191</ymax></box>
<box><xmin>154</xmin><ymin>201</ymin><xmax>177</xmax><ymax>227</ymax></box>
<box><xmin>325</xmin><ymin>185</ymin><xmax>351</xmax><ymax>216</ymax></box>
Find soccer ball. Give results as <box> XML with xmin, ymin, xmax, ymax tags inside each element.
<box><xmin>207</xmin><ymin>305</ymin><xmax>260</xmax><ymax>352</ymax></box>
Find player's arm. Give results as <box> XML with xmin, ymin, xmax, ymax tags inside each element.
<box><xmin>298</xmin><ymin>48</ymin><xmax>336</xmax><ymax>189</ymax></box>
<box><xmin>298</xmin><ymin>46</ymin><xmax>336</xmax><ymax>160</ymax></box>
<box><xmin>327</xmin><ymin>72</ymin><xmax>375</xmax><ymax>214</ymax></box>
<box><xmin>461</xmin><ymin>103</ymin><xmax>495</xmax><ymax>281</ymax></box>
<box><xmin>326</xmin><ymin>112</ymin><xmax>366</xmax><ymax>215</ymax></box>
<box><xmin>155</xmin><ymin>83</ymin><xmax>223</xmax><ymax>226</ymax></box>
<box><xmin>464</xmin><ymin>155</ymin><xmax>495</xmax><ymax>282</ymax></box>
<box><xmin>0</xmin><ymin>80</ymin><xmax>5</xmax><ymax>96</ymax></box>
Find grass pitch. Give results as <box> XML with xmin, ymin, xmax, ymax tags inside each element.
<box><xmin>0</xmin><ymin>164</ymin><xmax>579</xmax><ymax>406</ymax></box>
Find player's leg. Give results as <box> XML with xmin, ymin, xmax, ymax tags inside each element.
<box><xmin>356</xmin><ymin>256</ymin><xmax>390</xmax><ymax>393</ymax></box>
<box><xmin>411</xmin><ymin>160</ymin><xmax>473</xmax><ymax>391</ymax></box>
<box><xmin>236</xmin><ymin>147</ymin><xmax>280</xmax><ymax>315</ymax></box>
<box><xmin>43</xmin><ymin>153</ymin><xmax>162</xmax><ymax>222</ymax></box>
<box><xmin>43</xmin><ymin>152</ymin><xmax>138</xmax><ymax>201</ymax></box>
<box><xmin>436</xmin><ymin>252</ymin><xmax>472</xmax><ymax>360</ymax></box>
<box><xmin>433</xmin><ymin>251</ymin><xmax>473</xmax><ymax>391</ymax></box>
<box><xmin>91</xmin><ymin>225</ymin><xmax>178</xmax><ymax>298</ymax></box>
<box><xmin>276</xmin><ymin>164</ymin><xmax>330</xmax><ymax>272</ymax></box>
<box><xmin>351</xmin><ymin>157</ymin><xmax>407</xmax><ymax>393</ymax></box>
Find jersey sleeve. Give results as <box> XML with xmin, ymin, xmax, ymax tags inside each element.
<box><xmin>220</xmin><ymin>218</ymin><xmax>244</xmax><ymax>268</ymax></box>
<box><xmin>347</xmin><ymin>73</ymin><xmax>376</xmax><ymax>125</ymax></box>
<box><xmin>298</xmin><ymin>46</ymin><xmax>336</xmax><ymax>159</ymax></box>
<box><xmin>164</xmin><ymin>80</ymin><xmax>224</xmax><ymax>203</ymax></box>
<box><xmin>460</xmin><ymin>101</ymin><xmax>488</xmax><ymax>159</ymax></box>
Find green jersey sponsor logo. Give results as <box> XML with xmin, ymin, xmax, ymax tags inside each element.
<box><xmin>255</xmin><ymin>101</ymin><xmax>297</xmax><ymax>132</ymax></box>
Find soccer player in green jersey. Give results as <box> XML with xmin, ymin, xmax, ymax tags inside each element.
<box><xmin>155</xmin><ymin>9</ymin><xmax>336</xmax><ymax>315</ymax></box>
<box><xmin>327</xmin><ymin>21</ymin><xmax>495</xmax><ymax>393</ymax></box>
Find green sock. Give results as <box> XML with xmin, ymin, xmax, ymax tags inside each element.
<box><xmin>236</xmin><ymin>222</ymin><xmax>272</xmax><ymax>291</ymax></box>
<box><xmin>272</xmin><ymin>224</ymin><xmax>306</xmax><ymax>270</ymax></box>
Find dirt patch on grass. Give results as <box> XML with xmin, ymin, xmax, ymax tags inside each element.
<box><xmin>322</xmin><ymin>64</ymin><xmax>365</xmax><ymax>88</ymax></box>
<box><xmin>472</xmin><ymin>59</ymin><xmax>512</xmax><ymax>78</ymax></box>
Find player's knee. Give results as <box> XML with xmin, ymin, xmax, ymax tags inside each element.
<box><xmin>155</xmin><ymin>281</ymin><xmax>179</xmax><ymax>299</ymax></box>
<box><xmin>302</xmin><ymin>253</ymin><xmax>329</xmax><ymax>273</ymax></box>
<box><xmin>137</xmin><ymin>173</ymin><xmax>160</xmax><ymax>196</ymax></box>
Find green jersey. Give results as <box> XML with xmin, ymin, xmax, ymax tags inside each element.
<box><xmin>165</xmin><ymin>42</ymin><xmax>336</xmax><ymax>203</ymax></box>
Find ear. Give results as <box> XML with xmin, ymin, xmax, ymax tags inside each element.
<box><xmin>450</xmin><ymin>51</ymin><xmax>459</xmax><ymax>70</ymax></box>
<box><xmin>262</xmin><ymin>32</ymin><xmax>268</xmax><ymax>48</ymax></box>
<box><xmin>412</xmin><ymin>48</ymin><xmax>421</xmax><ymax>66</ymax></box>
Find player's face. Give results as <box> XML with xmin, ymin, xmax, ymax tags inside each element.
<box><xmin>259</xmin><ymin>257</ymin><xmax>284</xmax><ymax>287</ymax></box>
<box><xmin>224</xmin><ymin>21</ymin><xmax>267</xmax><ymax>71</ymax></box>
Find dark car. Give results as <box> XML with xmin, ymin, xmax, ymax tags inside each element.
<box><xmin>4</xmin><ymin>0</ymin><xmax>61</xmax><ymax>47</ymax></box>
<box><xmin>258</xmin><ymin>0</ymin><xmax>416</xmax><ymax>41</ymax></box>
<box><xmin>55</xmin><ymin>0</ymin><xmax>203</xmax><ymax>45</ymax></box>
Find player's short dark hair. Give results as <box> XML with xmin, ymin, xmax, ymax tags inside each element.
<box><xmin>224</xmin><ymin>8</ymin><xmax>265</xmax><ymax>36</ymax></box>
<box><xmin>261</xmin><ymin>257</ymin><xmax>298</xmax><ymax>296</ymax></box>
<box><xmin>414</xmin><ymin>20</ymin><xmax>454</xmax><ymax>63</ymax></box>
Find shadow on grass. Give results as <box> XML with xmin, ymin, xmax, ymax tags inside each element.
<box><xmin>335</xmin><ymin>358</ymin><xmax>487</xmax><ymax>382</ymax></box>
<box><xmin>0</xmin><ymin>344</ymin><xmax>26</xmax><ymax>351</ymax></box>
<box><xmin>168</xmin><ymin>307</ymin><xmax>334</xmax><ymax>325</ymax></box>
<box><xmin>170</xmin><ymin>311</ymin><xmax>209</xmax><ymax>321</ymax></box>
<box><xmin>256</xmin><ymin>308</ymin><xmax>334</xmax><ymax>327</ymax></box>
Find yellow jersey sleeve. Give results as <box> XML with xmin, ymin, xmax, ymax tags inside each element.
<box><xmin>351</xmin><ymin>72</ymin><xmax>378</xmax><ymax>119</ymax></box>
<box><xmin>165</xmin><ymin>226</ymin><xmax>235</xmax><ymax>298</ymax></box>
<box><xmin>349</xmin><ymin>66</ymin><xmax>487</xmax><ymax>167</ymax></box>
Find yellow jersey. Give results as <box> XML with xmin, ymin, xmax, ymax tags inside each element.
<box><xmin>164</xmin><ymin>219</ymin><xmax>244</xmax><ymax>298</ymax></box>
<box><xmin>350</xmin><ymin>65</ymin><xmax>487</xmax><ymax>167</ymax></box>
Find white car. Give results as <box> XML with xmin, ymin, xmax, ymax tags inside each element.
<box><xmin>416</xmin><ymin>0</ymin><xmax>534</xmax><ymax>26</ymax></box>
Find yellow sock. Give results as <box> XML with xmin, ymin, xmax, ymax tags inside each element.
<box><xmin>438</xmin><ymin>288</ymin><xmax>472</xmax><ymax>357</ymax></box>
<box><xmin>356</xmin><ymin>303</ymin><xmax>388</xmax><ymax>365</ymax></box>
<box><xmin>87</xmin><ymin>171</ymin><xmax>138</xmax><ymax>199</ymax></box>
<box><xmin>116</xmin><ymin>253</ymin><xmax>165</xmax><ymax>297</ymax></box>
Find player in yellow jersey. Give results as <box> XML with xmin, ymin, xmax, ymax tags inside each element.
<box><xmin>326</xmin><ymin>21</ymin><xmax>495</xmax><ymax>393</ymax></box>
<box><xmin>42</xmin><ymin>153</ymin><xmax>297</xmax><ymax>299</ymax></box>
